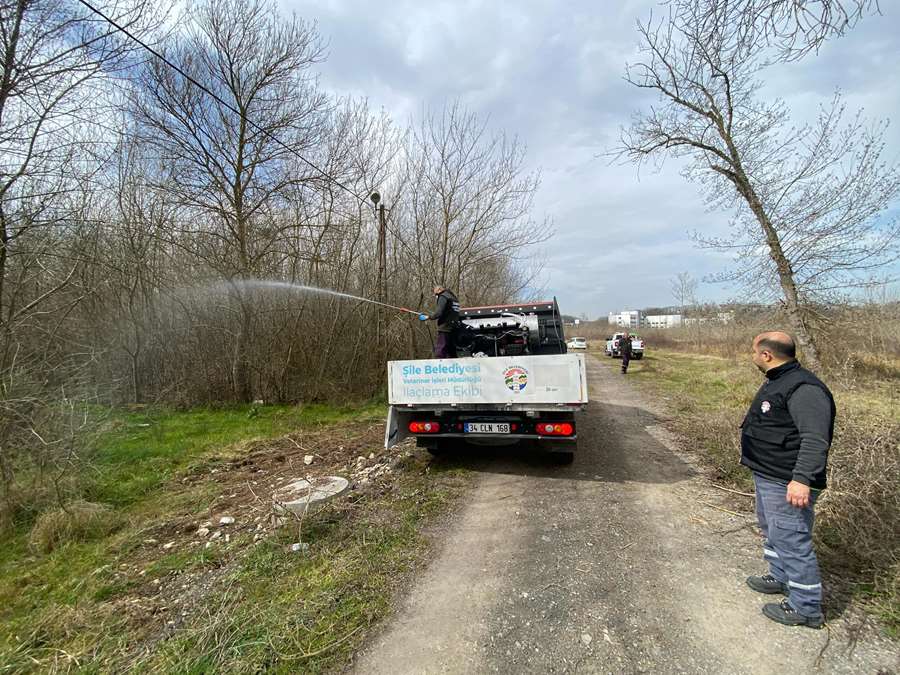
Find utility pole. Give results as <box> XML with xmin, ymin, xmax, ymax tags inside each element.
<box><xmin>370</xmin><ymin>191</ymin><xmax>387</xmax><ymax>304</ymax></box>
<box><xmin>378</xmin><ymin>202</ymin><xmax>387</xmax><ymax>304</ymax></box>
<box><xmin>371</xmin><ymin>192</ymin><xmax>388</xmax><ymax>361</ymax></box>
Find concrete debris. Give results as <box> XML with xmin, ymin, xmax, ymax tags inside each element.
<box><xmin>368</xmin><ymin>452</ymin><xmax>375</xmax><ymax>460</ymax></box>
<box><xmin>581</xmin><ymin>633</ymin><xmax>593</xmax><ymax>646</ymax></box>
<box><xmin>162</xmin><ymin>541</ymin><xmax>176</xmax><ymax>550</ymax></box>
<box><xmin>304</xmin><ymin>455</ymin><xmax>314</xmax><ymax>465</ymax></box>
<box><xmin>219</xmin><ymin>516</ymin><xmax>235</xmax><ymax>525</ymax></box>
<box><xmin>291</xmin><ymin>542</ymin><xmax>310</xmax><ymax>553</ymax></box>
<box><xmin>196</xmin><ymin>527</ymin><xmax>210</xmax><ymax>537</ymax></box>
<box><xmin>352</xmin><ymin>461</ymin><xmax>393</xmax><ymax>484</ymax></box>
<box><xmin>210</xmin><ymin>531</ymin><xmax>222</xmax><ymax>540</ymax></box>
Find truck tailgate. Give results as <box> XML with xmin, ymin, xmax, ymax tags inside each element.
<box><xmin>388</xmin><ymin>353</ymin><xmax>588</xmax><ymax>406</ymax></box>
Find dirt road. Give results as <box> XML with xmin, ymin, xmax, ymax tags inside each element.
<box><xmin>351</xmin><ymin>354</ymin><xmax>898</xmax><ymax>674</ymax></box>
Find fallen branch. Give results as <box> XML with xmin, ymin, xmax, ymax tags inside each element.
<box><xmin>814</xmin><ymin>624</ymin><xmax>832</xmax><ymax>669</ymax></box>
<box><xmin>294</xmin><ymin>625</ymin><xmax>364</xmax><ymax>660</ymax></box>
<box><xmin>698</xmin><ymin>501</ymin><xmax>752</xmax><ymax>519</ymax></box>
<box><xmin>709</xmin><ymin>483</ymin><xmax>755</xmax><ymax>498</ymax></box>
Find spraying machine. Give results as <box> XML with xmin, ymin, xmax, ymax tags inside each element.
<box><xmin>455</xmin><ymin>300</ymin><xmax>568</xmax><ymax>357</ymax></box>
<box><xmin>385</xmin><ymin>299</ymin><xmax>588</xmax><ymax>463</ymax></box>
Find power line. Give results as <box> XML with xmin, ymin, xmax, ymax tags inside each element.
<box><xmin>74</xmin><ymin>0</ymin><xmax>372</xmax><ymax>207</ymax></box>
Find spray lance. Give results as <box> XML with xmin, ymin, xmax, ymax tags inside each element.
<box><xmin>365</xmin><ymin>298</ymin><xmax>424</xmax><ymax>317</ymax></box>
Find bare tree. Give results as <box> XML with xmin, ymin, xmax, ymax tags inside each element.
<box><xmin>619</xmin><ymin>1</ymin><xmax>900</xmax><ymax>370</ymax></box>
<box><xmin>671</xmin><ymin>271</ymin><xmax>698</xmax><ymax>318</ymax></box>
<box><xmin>0</xmin><ymin>0</ymin><xmax>161</xmax><ymax>503</ymax></box>
<box><xmin>394</xmin><ymin>103</ymin><xmax>549</xmax><ymax>304</ymax></box>
<box><xmin>669</xmin><ymin>0</ymin><xmax>880</xmax><ymax>61</ymax></box>
<box><xmin>130</xmin><ymin>0</ymin><xmax>329</xmax><ymax>401</ymax></box>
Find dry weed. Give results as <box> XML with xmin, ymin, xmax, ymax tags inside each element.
<box><xmin>28</xmin><ymin>500</ymin><xmax>122</xmax><ymax>553</ymax></box>
<box><xmin>818</xmin><ymin>411</ymin><xmax>900</xmax><ymax>620</ymax></box>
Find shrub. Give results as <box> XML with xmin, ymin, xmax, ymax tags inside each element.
<box><xmin>28</xmin><ymin>501</ymin><xmax>122</xmax><ymax>553</ymax></box>
<box><xmin>818</xmin><ymin>410</ymin><xmax>900</xmax><ymax>625</ymax></box>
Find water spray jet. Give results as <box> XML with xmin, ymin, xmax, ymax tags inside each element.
<box><xmin>225</xmin><ymin>280</ymin><xmax>423</xmax><ymax>317</ymax></box>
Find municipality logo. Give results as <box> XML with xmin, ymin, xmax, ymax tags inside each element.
<box><xmin>504</xmin><ymin>365</ymin><xmax>528</xmax><ymax>392</ymax></box>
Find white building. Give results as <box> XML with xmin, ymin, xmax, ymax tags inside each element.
<box><xmin>644</xmin><ymin>314</ymin><xmax>682</xmax><ymax>329</ymax></box>
<box><xmin>608</xmin><ymin>310</ymin><xmax>641</xmax><ymax>328</ymax></box>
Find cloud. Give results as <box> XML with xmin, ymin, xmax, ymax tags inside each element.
<box><xmin>281</xmin><ymin>0</ymin><xmax>900</xmax><ymax>318</ymax></box>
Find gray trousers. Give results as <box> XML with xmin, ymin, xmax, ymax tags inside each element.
<box><xmin>753</xmin><ymin>472</ymin><xmax>823</xmax><ymax>617</ymax></box>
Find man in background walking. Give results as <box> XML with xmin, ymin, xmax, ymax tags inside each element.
<box><xmin>419</xmin><ymin>285</ymin><xmax>461</xmax><ymax>358</ymax></box>
<box><xmin>742</xmin><ymin>331</ymin><xmax>835</xmax><ymax>629</ymax></box>
<box><xmin>618</xmin><ymin>330</ymin><xmax>633</xmax><ymax>374</ymax></box>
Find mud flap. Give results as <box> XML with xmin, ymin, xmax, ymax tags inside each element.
<box><xmin>384</xmin><ymin>406</ymin><xmax>411</xmax><ymax>449</ymax></box>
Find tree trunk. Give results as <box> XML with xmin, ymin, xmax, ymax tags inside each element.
<box><xmin>232</xmin><ymin>300</ymin><xmax>253</xmax><ymax>403</ymax></box>
<box><xmin>739</xmin><ymin>183</ymin><xmax>823</xmax><ymax>371</ymax></box>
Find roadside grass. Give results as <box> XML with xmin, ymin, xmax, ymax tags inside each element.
<box><xmin>134</xmin><ymin>460</ymin><xmax>467</xmax><ymax>674</ymax></box>
<box><xmin>0</xmin><ymin>400</ymin><xmax>470</xmax><ymax>672</ymax></box>
<box><xmin>598</xmin><ymin>348</ymin><xmax>900</xmax><ymax>635</ymax></box>
<box><xmin>87</xmin><ymin>402</ymin><xmax>384</xmax><ymax>508</ymax></box>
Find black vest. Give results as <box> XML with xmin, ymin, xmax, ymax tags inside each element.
<box><xmin>740</xmin><ymin>361</ymin><xmax>835</xmax><ymax>489</ymax></box>
<box><xmin>436</xmin><ymin>290</ymin><xmax>461</xmax><ymax>332</ymax></box>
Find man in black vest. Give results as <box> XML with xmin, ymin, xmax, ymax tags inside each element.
<box><xmin>742</xmin><ymin>331</ymin><xmax>835</xmax><ymax>629</ymax></box>
<box><xmin>619</xmin><ymin>331</ymin><xmax>633</xmax><ymax>374</ymax></box>
<box><xmin>419</xmin><ymin>285</ymin><xmax>461</xmax><ymax>358</ymax></box>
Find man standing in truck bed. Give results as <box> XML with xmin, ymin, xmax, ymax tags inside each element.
<box><xmin>618</xmin><ymin>330</ymin><xmax>633</xmax><ymax>374</ymax></box>
<box><xmin>419</xmin><ymin>285</ymin><xmax>461</xmax><ymax>358</ymax></box>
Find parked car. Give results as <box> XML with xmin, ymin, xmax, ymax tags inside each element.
<box><xmin>605</xmin><ymin>333</ymin><xmax>644</xmax><ymax>359</ymax></box>
<box><xmin>566</xmin><ymin>337</ymin><xmax>588</xmax><ymax>350</ymax></box>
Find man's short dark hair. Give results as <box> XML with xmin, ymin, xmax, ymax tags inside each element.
<box><xmin>757</xmin><ymin>335</ymin><xmax>796</xmax><ymax>359</ymax></box>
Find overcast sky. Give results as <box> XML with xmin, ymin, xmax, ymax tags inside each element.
<box><xmin>282</xmin><ymin>0</ymin><xmax>900</xmax><ymax>318</ymax></box>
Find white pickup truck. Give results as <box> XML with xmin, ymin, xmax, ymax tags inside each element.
<box><xmin>384</xmin><ymin>300</ymin><xmax>588</xmax><ymax>464</ymax></box>
<box><xmin>605</xmin><ymin>332</ymin><xmax>644</xmax><ymax>359</ymax></box>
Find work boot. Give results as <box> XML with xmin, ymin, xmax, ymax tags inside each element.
<box><xmin>746</xmin><ymin>574</ymin><xmax>787</xmax><ymax>595</ymax></box>
<box><xmin>762</xmin><ymin>599</ymin><xmax>824</xmax><ymax>629</ymax></box>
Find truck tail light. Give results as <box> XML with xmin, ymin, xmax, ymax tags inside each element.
<box><xmin>409</xmin><ymin>421</ymin><xmax>440</xmax><ymax>433</ymax></box>
<box><xmin>536</xmin><ymin>422</ymin><xmax>574</xmax><ymax>436</ymax></box>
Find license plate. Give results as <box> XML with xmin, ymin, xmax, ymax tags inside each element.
<box><xmin>464</xmin><ymin>422</ymin><xmax>510</xmax><ymax>434</ymax></box>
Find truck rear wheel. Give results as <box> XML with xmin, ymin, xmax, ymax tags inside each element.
<box><xmin>423</xmin><ymin>439</ymin><xmax>454</xmax><ymax>456</ymax></box>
